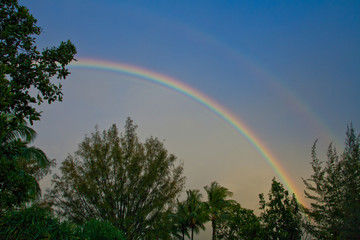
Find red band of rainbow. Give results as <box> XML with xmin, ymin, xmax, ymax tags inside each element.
<box><xmin>70</xmin><ymin>58</ymin><xmax>306</xmax><ymax>206</ymax></box>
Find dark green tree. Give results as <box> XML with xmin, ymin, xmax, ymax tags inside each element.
<box><xmin>303</xmin><ymin>125</ymin><xmax>360</xmax><ymax>239</ymax></box>
<box><xmin>0</xmin><ymin>113</ymin><xmax>52</xmax><ymax>211</ymax></box>
<box><xmin>0</xmin><ymin>204</ymin><xmax>126</xmax><ymax>240</ymax></box>
<box><xmin>216</xmin><ymin>203</ymin><xmax>262</xmax><ymax>240</ymax></box>
<box><xmin>81</xmin><ymin>219</ymin><xmax>126</xmax><ymax>240</ymax></box>
<box><xmin>204</xmin><ymin>181</ymin><xmax>236</xmax><ymax>240</ymax></box>
<box><xmin>1</xmin><ymin>0</ymin><xmax>76</xmax><ymax>125</ymax></box>
<box><xmin>0</xmin><ymin>0</ymin><xmax>75</xmax><ymax>211</ymax></box>
<box><xmin>47</xmin><ymin>118</ymin><xmax>185</xmax><ymax>240</ymax></box>
<box><xmin>0</xmin><ymin>204</ymin><xmax>77</xmax><ymax>240</ymax></box>
<box><xmin>171</xmin><ymin>200</ymin><xmax>190</xmax><ymax>240</ymax></box>
<box><xmin>259</xmin><ymin>178</ymin><xmax>302</xmax><ymax>240</ymax></box>
<box><xmin>183</xmin><ymin>189</ymin><xmax>208</xmax><ymax>240</ymax></box>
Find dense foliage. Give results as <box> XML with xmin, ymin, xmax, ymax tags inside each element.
<box><xmin>0</xmin><ymin>0</ymin><xmax>76</xmax><ymax>124</ymax></box>
<box><xmin>81</xmin><ymin>219</ymin><xmax>126</xmax><ymax>240</ymax></box>
<box><xmin>1</xmin><ymin>1</ymin><xmax>359</xmax><ymax>239</ymax></box>
<box><xmin>216</xmin><ymin>203</ymin><xmax>262</xmax><ymax>240</ymax></box>
<box><xmin>0</xmin><ymin>0</ymin><xmax>74</xmax><ymax>212</ymax></box>
<box><xmin>0</xmin><ymin>1</ymin><xmax>78</xmax><ymax>239</ymax></box>
<box><xmin>0</xmin><ymin>205</ymin><xmax>76</xmax><ymax>239</ymax></box>
<box><xmin>172</xmin><ymin>200</ymin><xmax>192</xmax><ymax>239</ymax></box>
<box><xmin>47</xmin><ymin>118</ymin><xmax>185</xmax><ymax>239</ymax></box>
<box><xmin>204</xmin><ymin>181</ymin><xmax>236</xmax><ymax>240</ymax></box>
<box><xmin>259</xmin><ymin>178</ymin><xmax>302</xmax><ymax>239</ymax></box>
<box><xmin>186</xmin><ymin>189</ymin><xmax>209</xmax><ymax>240</ymax></box>
<box><xmin>303</xmin><ymin>125</ymin><xmax>360</xmax><ymax>239</ymax></box>
<box><xmin>0</xmin><ymin>113</ymin><xmax>53</xmax><ymax>211</ymax></box>
<box><xmin>0</xmin><ymin>205</ymin><xmax>126</xmax><ymax>240</ymax></box>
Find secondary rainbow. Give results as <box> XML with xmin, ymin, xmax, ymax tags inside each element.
<box><xmin>70</xmin><ymin>58</ymin><xmax>306</xmax><ymax>205</ymax></box>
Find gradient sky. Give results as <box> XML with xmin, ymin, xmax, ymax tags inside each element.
<box><xmin>23</xmin><ymin>1</ymin><xmax>360</xmax><ymax>238</ymax></box>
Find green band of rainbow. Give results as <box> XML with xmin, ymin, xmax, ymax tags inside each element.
<box><xmin>70</xmin><ymin>58</ymin><xmax>305</xmax><ymax>205</ymax></box>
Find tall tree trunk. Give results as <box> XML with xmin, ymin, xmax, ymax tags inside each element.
<box><xmin>191</xmin><ymin>226</ymin><xmax>194</xmax><ymax>240</ymax></box>
<box><xmin>212</xmin><ymin>220</ymin><xmax>216</xmax><ymax>240</ymax></box>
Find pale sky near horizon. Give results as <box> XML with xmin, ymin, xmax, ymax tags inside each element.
<box><xmin>23</xmin><ymin>0</ymin><xmax>360</xmax><ymax>238</ymax></box>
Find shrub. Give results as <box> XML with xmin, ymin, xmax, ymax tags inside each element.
<box><xmin>0</xmin><ymin>205</ymin><xmax>77</xmax><ymax>239</ymax></box>
<box><xmin>81</xmin><ymin>219</ymin><xmax>126</xmax><ymax>240</ymax></box>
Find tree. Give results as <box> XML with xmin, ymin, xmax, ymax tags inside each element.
<box><xmin>171</xmin><ymin>200</ymin><xmax>191</xmax><ymax>240</ymax></box>
<box><xmin>81</xmin><ymin>219</ymin><xmax>126</xmax><ymax>240</ymax></box>
<box><xmin>183</xmin><ymin>189</ymin><xmax>208</xmax><ymax>240</ymax></box>
<box><xmin>0</xmin><ymin>113</ymin><xmax>52</xmax><ymax>211</ymax></box>
<box><xmin>47</xmin><ymin>118</ymin><xmax>185</xmax><ymax>240</ymax></box>
<box><xmin>204</xmin><ymin>181</ymin><xmax>236</xmax><ymax>240</ymax></box>
<box><xmin>303</xmin><ymin>125</ymin><xmax>360</xmax><ymax>239</ymax></box>
<box><xmin>259</xmin><ymin>178</ymin><xmax>302</xmax><ymax>240</ymax></box>
<box><xmin>0</xmin><ymin>0</ymin><xmax>76</xmax><ymax>125</ymax></box>
<box><xmin>0</xmin><ymin>204</ymin><xmax>126</xmax><ymax>240</ymax></box>
<box><xmin>0</xmin><ymin>204</ymin><xmax>77</xmax><ymax>240</ymax></box>
<box><xmin>216</xmin><ymin>203</ymin><xmax>262</xmax><ymax>240</ymax></box>
<box><xmin>1</xmin><ymin>0</ymin><xmax>75</xmax><ymax>210</ymax></box>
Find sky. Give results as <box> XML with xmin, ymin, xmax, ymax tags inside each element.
<box><xmin>23</xmin><ymin>0</ymin><xmax>360</xmax><ymax>238</ymax></box>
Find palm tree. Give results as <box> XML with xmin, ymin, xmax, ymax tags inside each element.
<box><xmin>171</xmin><ymin>200</ymin><xmax>190</xmax><ymax>240</ymax></box>
<box><xmin>184</xmin><ymin>189</ymin><xmax>208</xmax><ymax>240</ymax></box>
<box><xmin>0</xmin><ymin>113</ymin><xmax>50</xmax><ymax>209</ymax></box>
<box><xmin>0</xmin><ymin>113</ymin><xmax>49</xmax><ymax>166</ymax></box>
<box><xmin>204</xmin><ymin>181</ymin><xmax>236</xmax><ymax>240</ymax></box>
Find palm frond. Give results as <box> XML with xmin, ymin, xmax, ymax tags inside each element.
<box><xmin>20</xmin><ymin>146</ymin><xmax>50</xmax><ymax>168</ymax></box>
<box><xmin>3</xmin><ymin>124</ymin><xmax>37</xmax><ymax>144</ymax></box>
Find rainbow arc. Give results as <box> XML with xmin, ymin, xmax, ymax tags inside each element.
<box><xmin>70</xmin><ymin>58</ymin><xmax>306</xmax><ymax>206</ymax></box>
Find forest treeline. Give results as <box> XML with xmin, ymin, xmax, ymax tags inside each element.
<box><xmin>1</xmin><ymin>1</ymin><xmax>359</xmax><ymax>239</ymax></box>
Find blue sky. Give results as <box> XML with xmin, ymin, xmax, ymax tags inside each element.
<box><xmin>24</xmin><ymin>0</ymin><xmax>360</xmax><ymax>237</ymax></box>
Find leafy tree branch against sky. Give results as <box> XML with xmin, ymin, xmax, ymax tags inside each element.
<box><xmin>21</xmin><ymin>1</ymin><xmax>360</xmax><ymax>239</ymax></box>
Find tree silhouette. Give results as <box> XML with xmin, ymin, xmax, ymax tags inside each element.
<box><xmin>172</xmin><ymin>200</ymin><xmax>190</xmax><ymax>240</ymax></box>
<box><xmin>216</xmin><ymin>203</ymin><xmax>261</xmax><ymax>240</ymax></box>
<box><xmin>303</xmin><ymin>125</ymin><xmax>360</xmax><ymax>239</ymax></box>
<box><xmin>0</xmin><ymin>113</ymin><xmax>51</xmax><ymax>210</ymax></box>
<box><xmin>0</xmin><ymin>0</ymin><xmax>76</xmax><ymax>124</ymax></box>
<box><xmin>183</xmin><ymin>189</ymin><xmax>208</xmax><ymax>240</ymax></box>
<box><xmin>204</xmin><ymin>181</ymin><xmax>235</xmax><ymax>240</ymax></box>
<box><xmin>48</xmin><ymin>118</ymin><xmax>185</xmax><ymax>239</ymax></box>
<box><xmin>259</xmin><ymin>178</ymin><xmax>302</xmax><ymax>239</ymax></box>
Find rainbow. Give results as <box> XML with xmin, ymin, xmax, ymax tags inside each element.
<box><xmin>69</xmin><ymin>58</ymin><xmax>306</xmax><ymax>205</ymax></box>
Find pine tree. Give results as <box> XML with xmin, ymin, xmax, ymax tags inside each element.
<box><xmin>303</xmin><ymin>125</ymin><xmax>360</xmax><ymax>239</ymax></box>
<box><xmin>47</xmin><ymin>118</ymin><xmax>185</xmax><ymax>239</ymax></box>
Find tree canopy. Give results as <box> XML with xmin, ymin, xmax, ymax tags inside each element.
<box><xmin>47</xmin><ymin>118</ymin><xmax>185</xmax><ymax>240</ymax></box>
<box><xmin>259</xmin><ymin>178</ymin><xmax>302</xmax><ymax>240</ymax></box>
<box><xmin>215</xmin><ymin>203</ymin><xmax>261</xmax><ymax>240</ymax></box>
<box><xmin>0</xmin><ymin>0</ymin><xmax>76</xmax><ymax>124</ymax></box>
<box><xmin>303</xmin><ymin>124</ymin><xmax>360</xmax><ymax>239</ymax></box>
<box><xmin>204</xmin><ymin>181</ymin><xmax>236</xmax><ymax>240</ymax></box>
<box><xmin>2</xmin><ymin>2</ymin><xmax>360</xmax><ymax>239</ymax></box>
<box><xmin>182</xmin><ymin>189</ymin><xmax>208</xmax><ymax>240</ymax></box>
<box><xmin>0</xmin><ymin>113</ymin><xmax>53</xmax><ymax>211</ymax></box>
<box><xmin>0</xmin><ymin>0</ymin><xmax>75</xmax><ymax>212</ymax></box>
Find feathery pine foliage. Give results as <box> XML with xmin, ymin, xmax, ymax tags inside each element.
<box><xmin>48</xmin><ymin>118</ymin><xmax>185</xmax><ymax>240</ymax></box>
<box><xmin>303</xmin><ymin>125</ymin><xmax>360</xmax><ymax>239</ymax></box>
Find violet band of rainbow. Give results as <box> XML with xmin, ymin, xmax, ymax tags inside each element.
<box><xmin>69</xmin><ymin>58</ymin><xmax>306</xmax><ymax>206</ymax></box>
